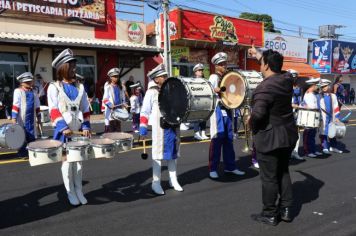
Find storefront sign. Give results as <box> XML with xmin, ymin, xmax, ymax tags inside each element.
<box><xmin>0</xmin><ymin>0</ymin><xmax>106</xmax><ymax>26</ymax></box>
<box><xmin>331</xmin><ymin>40</ymin><xmax>356</xmax><ymax>74</ymax></box>
<box><xmin>128</xmin><ymin>23</ymin><xmax>144</xmax><ymax>43</ymax></box>
<box><xmin>171</xmin><ymin>46</ymin><xmax>190</xmax><ymax>63</ymax></box>
<box><xmin>189</xmin><ymin>49</ymin><xmax>209</xmax><ymax>64</ymax></box>
<box><xmin>161</xmin><ymin>9</ymin><xmax>263</xmax><ymax>47</ymax></box>
<box><xmin>312</xmin><ymin>40</ymin><xmax>332</xmax><ymax>74</ymax></box>
<box><xmin>264</xmin><ymin>33</ymin><xmax>308</xmax><ymax>63</ymax></box>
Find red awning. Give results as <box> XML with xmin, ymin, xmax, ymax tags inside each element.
<box><xmin>282</xmin><ymin>61</ymin><xmax>320</xmax><ymax>78</ymax></box>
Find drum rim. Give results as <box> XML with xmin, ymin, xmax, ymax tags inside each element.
<box><xmin>220</xmin><ymin>71</ymin><xmax>247</xmax><ymax>109</ymax></box>
<box><xmin>66</xmin><ymin>141</ymin><xmax>90</xmax><ymax>149</ymax></box>
<box><xmin>2</xmin><ymin>123</ymin><xmax>26</xmax><ymax>149</ymax></box>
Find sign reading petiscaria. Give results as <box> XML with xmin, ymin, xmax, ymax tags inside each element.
<box><xmin>209</xmin><ymin>16</ymin><xmax>238</xmax><ymax>44</ymax></box>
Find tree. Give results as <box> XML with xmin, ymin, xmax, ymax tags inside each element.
<box><xmin>239</xmin><ymin>12</ymin><xmax>281</xmax><ymax>33</ymax></box>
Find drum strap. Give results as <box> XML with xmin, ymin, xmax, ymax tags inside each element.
<box><xmin>319</xmin><ymin>94</ymin><xmax>333</xmax><ymax>118</ymax></box>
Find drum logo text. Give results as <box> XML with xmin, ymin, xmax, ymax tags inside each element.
<box><xmin>191</xmin><ymin>87</ymin><xmax>204</xmax><ymax>91</ymax></box>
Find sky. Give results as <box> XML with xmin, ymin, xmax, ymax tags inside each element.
<box><xmin>119</xmin><ymin>0</ymin><xmax>356</xmax><ymax>42</ymax></box>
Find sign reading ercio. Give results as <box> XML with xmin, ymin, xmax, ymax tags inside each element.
<box><xmin>264</xmin><ymin>32</ymin><xmax>308</xmax><ymax>63</ymax></box>
<box><xmin>331</xmin><ymin>40</ymin><xmax>356</xmax><ymax>74</ymax></box>
<box><xmin>312</xmin><ymin>40</ymin><xmax>332</xmax><ymax>74</ymax></box>
<box><xmin>128</xmin><ymin>23</ymin><xmax>144</xmax><ymax>43</ymax></box>
<box><xmin>0</xmin><ymin>0</ymin><xmax>106</xmax><ymax>26</ymax></box>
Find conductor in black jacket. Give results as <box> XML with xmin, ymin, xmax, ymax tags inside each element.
<box><xmin>248</xmin><ymin>47</ymin><xmax>298</xmax><ymax>226</ymax></box>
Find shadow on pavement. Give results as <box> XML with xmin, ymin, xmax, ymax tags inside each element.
<box><xmin>292</xmin><ymin>171</ymin><xmax>324</xmax><ymax>220</ymax></box>
<box><xmin>0</xmin><ymin>183</ymin><xmax>77</xmax><ymax>229</ymax></box>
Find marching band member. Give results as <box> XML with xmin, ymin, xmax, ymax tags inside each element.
<box><xmin>318</xmin><ymin>79</ymin><xmax>343</xmax><ymax>154</ymax></box>
<box><xmin>129</xmin><ymin>83</ymin><xmax>141</xmax><ymax>133</ymax></box>
<box><xmin>208</xmin><ymin>52</ymin><xmax>245</xmax><ymax>179</ymax></box>
<box><xmin>192</xmin><ymin>63</ymin><xmax>209</xmax><ymax>140</ymax></box>
<box><xmin>12</xmin><ymin>72</ymin><xmax>40</xmax><ymax>157</ymax></box>
<box><xmin>302</xmin><ymin>78</ymin><xmax>323</xmax><ymax>158</ymax></box>
<box><xmin>289</xmin><ymin>69</ymin><xmax>304</xmax><ymax>160</ymax></box>
<box><xmin>333</xmin><ymin>75</ymin><xmax>345</xmax><ymax>109</ymax></box>
<box><xmin>48</xmin><ymin>48</ymin><xmax>91</xmax><ymax>206</ymax></box>
<box><xmin>102</xmin><ymin>68</ymin><xmax>127</xmax><ymax>132</ymax></box>
<box><xmin>139</xmin><ymin>64</ymin><xmax>183</xmax><ymax>195</ymax></box>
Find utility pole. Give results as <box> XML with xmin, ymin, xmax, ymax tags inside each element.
<box><xmin>162</xmin><ymin>0</ymin><xmax>172</xmax><ymax>76</ymax></box>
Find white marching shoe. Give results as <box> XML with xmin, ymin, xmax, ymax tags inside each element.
<box><xmin>73</xmin><ymin>162</ymin><xmax>88</xmax><ymax>205</ymax></box>
<box><xmin>330</xmin><ymin>147</ymin><xmax>343</xmax><ymax>154</ymax></box>
<box><xmin>152</xmin><ymin>160</ymin><xmax>165</xmax><ymax>195</ymax></box>
<box><xmin>224</xmin><ymin>168</ymin><xmax>245</xmax><ymax>176</ymax></box>
<box><xmin>61</xmin><ymin>162</ymin><xmax>80</xmax><ymax>206</ymax></box>
<box><xmin>168</xmin><ymin>160</ymin><xmax>183</xmax><ymax>192</ymax></box>
<box><xmin>201</xmin><ymin>131</ymin><xmax>209</xmax><ymax>140</ymax></box>
<box><xmin>323</xmin><ymin>148</ymin><xmax>330</xmax><ymax>154</ymax></box>
<box><xmin>194</xmin><ymin>132</ymin><xmax>203</xmax><ymax>141</ymax></box>
<box><xmin>209</xmin><ymin>171</ymin><xmax>219</xmax><ymax>179</ymax></box>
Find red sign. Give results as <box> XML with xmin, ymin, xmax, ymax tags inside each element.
<box><xmin>161</xmin><ymin>9</ymin><xmax>263</xmax><ymax>47</ymax></box>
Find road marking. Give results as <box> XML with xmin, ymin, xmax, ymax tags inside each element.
<box><xmin>0</xmin><ymin>151</ymin><xmax>17</xmax><ymax>156</ymax></box>
<box><xmin>0</xmin><ymin>159</ymin><xmax>28</xmax><ymax>164</ymax></box>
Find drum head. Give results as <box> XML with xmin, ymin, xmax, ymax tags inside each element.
<box><xmin>220</xmin><ymin>72</ymin><xmax>246</xmax><ymax>109</ymax></box>
<box><xmin>159</xmin><ymin>77</ymin><xmax>189</xmax><ymax>125</ymax></box>
<box><xmin>28</xmin><ymin>140</ymin><xmax>62</xmax><ymax>150</ymax></box>
<box><xmin>3</xmin><ymin>124</ymin><xmax>26</xmax><ymax>149</ymax></box>
<box><xmin>67</xmin><ymin>141</ymin><xmax>89</xmax><ymax>148</ymax></box>
<box><xmin>111</xmin><ymin>108</ymin><xmax>129</xmax><ymax>121</ymax></box>
<box><xmin>91</xmin><ymin>138</ymin><xmax>115</xmax><ymax>146</ymax></box>
<box><xmin>102</xmin><ymin>132</ymin><xmax>133</xmax><ymax>140</ymax></box>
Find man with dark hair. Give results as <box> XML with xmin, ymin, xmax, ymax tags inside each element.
<box><xmin>248</xmin><ymin>47</ymin><xmax>298</xmax><ymax>226</ymax></box>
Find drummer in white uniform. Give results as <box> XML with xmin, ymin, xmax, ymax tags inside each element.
<box><xmin>102</xmin><ymin>68</ymin><xmax>127</xmax><ymax>132</ymax></box>
<box><xmin>318</xmin><ymin>79</ymin><xmax>343</xmax><ymax>154</ymax></box>
<box><xmin>11</xmin><ymin>72</ymin><xmax>40</xmax><ymax>157</ymax></box>
<box><xmin>208</xmin><ymin>52</ymin><xmax>245</xmax><ymax>179</ymax></box>
<box><xmin>47</xmin><ymin>48</ymin><xmax>91</xmax><ymax>206</ymax></box>
<box><xmin>139</xmin><ymin>64</ymin><xmax>183</xmax><ymax>195</ymax></box>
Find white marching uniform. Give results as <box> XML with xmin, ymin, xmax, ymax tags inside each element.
<box><xmin>208</xmin><ymin>74</ymin><xmax>221</xmax><ymax>138</ymax></box>
<box><xmin>319</xmin><ymin>93</ymin><xmax>339</xmax><ymax>136</ymax></box>
<box><xmin>140</xmin><ymin>81</ymin><xmax>180</xmax><ymax>160</ymax></box>
<box><xmin>102</xmin><ymin>83</ymin><xmax>126</xmax><ymax>126</ymax></box>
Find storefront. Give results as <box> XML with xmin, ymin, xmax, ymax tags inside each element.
<box><xmin>312</xmin><ymin>39</ymin><xmax>356</xmax><ymax>102</ymax></box>
<box><xmin>155</xmin><ymin>8</ymin><xmax>264</xmax><ymax>77</ymax></box>
<box><xmin>0</xmin><ymin>0</ymin><xmax>161</xmax><ymax>116</ymax></box>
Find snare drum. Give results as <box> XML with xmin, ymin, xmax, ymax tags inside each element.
<box><xmin>71</xmin><ymin>136</ymin><xmax>90</xmax><ymax>142</ymax></box>
<box><xmin>102</xmin><ymin>132</ymin><xmax>133</xmax><ymax>154</ymax></box>
<box><xmin>0</xmin><ymin>124</ymin><xmax>26</xmax><ymax>149</ymax></box>
<box><xmin>28</xmin><ymin>140</ymin><xmax>62</xmax><ymax>166</ymax></box>
<box><xmin>159</xmin><ymin>77</ymin><xmax>215</xmax><ymax>125</ymax></box>
<box><xmin>39</xmin><ymin>106</ymin><xmax>50</xmax><ymax>123</ymax></box>
<box><xmin>66</xmin><ymin>141</ymin><xmax>91</xmax><ymax>162</ymax></box>
<box><xmin>328</xmin><ymin>122</ymin><xmax>346</xmax><ymax>139</ymax></box>
<box><xmin>90</xmin><ymin>138</ymin><xmax>116</xmax><ymax>159</ymax></box>
<box><xmin>111</xmin><ymin>107</ymin><xmax>130</xmax><ymax>121</ymax></box>
<box><xmin>296</xmin><ymin>108</ymin><xmax>320</xmax><ymax>128</ymax></box>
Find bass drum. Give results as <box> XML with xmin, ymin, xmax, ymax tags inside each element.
<box><xmin>0</xmin><ymin>124</ymin><xmax>26</xmax><ymax>149</ymax></box>
<box><xmin>159</xmin><ymin>77</ymin><xmax>215</xmax><ymax>125</ymax></box>
<box><xmin>220</xmin><ymin>71</ymin><xmax>263</xmax><ymax>109</ymax></box>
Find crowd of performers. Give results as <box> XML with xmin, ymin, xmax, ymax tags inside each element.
<box><xmin>9</xmin><ymin>48</ymin><xmax>347</xmax><ymax>217</ymax></box>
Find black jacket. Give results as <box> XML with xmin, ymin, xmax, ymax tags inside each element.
<box><xmin>251</xmin><ymin>72</ymin><xmax>298</xmax><ymax>153</ymax></box>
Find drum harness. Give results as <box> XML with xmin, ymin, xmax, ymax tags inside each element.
<box><xmin>52</xmin><ymin>81</ymin><xmax>84</xmax><ymax>132</ymax></box>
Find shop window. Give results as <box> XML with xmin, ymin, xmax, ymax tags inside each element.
<box><xmin>0</xmin><ymin>52</ymin><xmax>28</xmax><ymax>63</ymax></box>
<box><xmin>118</xmin><ymin>55</ymin><xmax>141</xmax><ymax>68</ymax></box>
<box><xmin>76</xmin><ymin>56</ymin><xmax>96</xmax><ymax>99</ymax></box>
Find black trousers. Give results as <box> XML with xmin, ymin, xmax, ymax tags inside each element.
<box><xmin>256</xmin><ymin>147</ymin><xmax>293</xmax><ymax>216</ymax></box>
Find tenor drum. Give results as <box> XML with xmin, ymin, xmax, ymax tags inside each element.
<box><xmin>66</xmin><ymin>141</ymin><xmax>91</xmax><ymax>162</ymax></box>
<box><xmin>159</xmin><ymin>77</ymin><xmax>215</xmax><ymax>125</ymax></box>
<box><xmin>71</xmin><ymin>136</ymin><xmax>90</xmax><ymax>142</ymax></box>
<box><xmin>28</xmin><ymin>140</ymin><xmax>62</xmax><ymax>166</ymax></box>
<box><xmin>102</xmin><ymin>132</ymin><xmax>133</xmax><ymax>154</ymax></box>
<box><xmin>296</xmin><ymin>108</ymin><xmax>320</xmax><ymax>128</ymax></box>
<box><xmin>39</xmin><ymin>106</ymin><xmax>50</xmax><ymax>123</ymax></box>
<box><xmin>220</xmin><ymin>71</ymin><xmax>263</xmax><ymax>109</ymax></box>
<box><xmin>111</xmin><ymin>107</ymin><xmax>130</xmax><ymax>121</ymax></box>
<box><xmin>328</xmin><ymin>122</ymin><xmax>346</xmax><ymax>139</ymax></box>
<box><xmin>90</xmin><ymin>138</ymin><xmax>116</xmax><ymax>159</ymax></box>
<box><xmin>0</xmin><ymin>124</ymin><xmax>26</xmax><ymax>149</ymax></box>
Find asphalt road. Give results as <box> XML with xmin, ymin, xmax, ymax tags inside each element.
<box><xmin>1</xmin><ymin>113</ymin><xmax>356</xmax><ymax>236</ymax></box>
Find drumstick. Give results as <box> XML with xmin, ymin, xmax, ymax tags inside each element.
<box><xmin>72</xmin><ymin>131</ymin><xmax>96</xmax><ymax>135</ymax></box>
<box><xmin>141</xmin><ymin>139</ymin><xmax>148</xmax><ymax>160</ymax></box>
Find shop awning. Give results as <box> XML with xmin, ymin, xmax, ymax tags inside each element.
<box><xmin>0</xmin><ymin>32</ymin><xmax>161</xmax><ymax>54</ymax></box>
<box><xmin>282</xmin><ymin>61</ymin><xmax>320</xmax><ymax>78</ymax></box>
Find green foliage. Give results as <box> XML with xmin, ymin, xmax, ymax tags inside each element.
<box><xmin>239</xmin><ymin>12</ymin><xmax>281</xmax><ymax>33</ymax></box>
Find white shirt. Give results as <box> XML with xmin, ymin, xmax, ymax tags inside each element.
<box><xmin>303</xmin><ymin>92</ymin><xmax>318</xmax><ymax>109</ymax></box>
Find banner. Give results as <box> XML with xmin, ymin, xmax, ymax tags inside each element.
<box><xmin>312</xmin><ymin>40</ymin><xmax>332</xmax><ymax>74</ymax></box>
<box><xmin>331</xmin><ymin>40</ymin><xmax>356</xmax><ymax>74</ymax></box>
<box><xmin>171</xmin><ymin>46</ymin><xmax>190</xmax><ymax>63</ymax></box>
<box><xmin>161</xmin><ymin>9</ymin><xmax>264</xmax><ymax>47</ymax></box>
<box><xmin>264</xmin><ymin>33</ymin><xmax>308</xmax><ymax>63</ymax></box>
<box><xmin>0</xmin><ymin>0</ymin><xmax>106</xmax><ymax>27</ymax></box>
